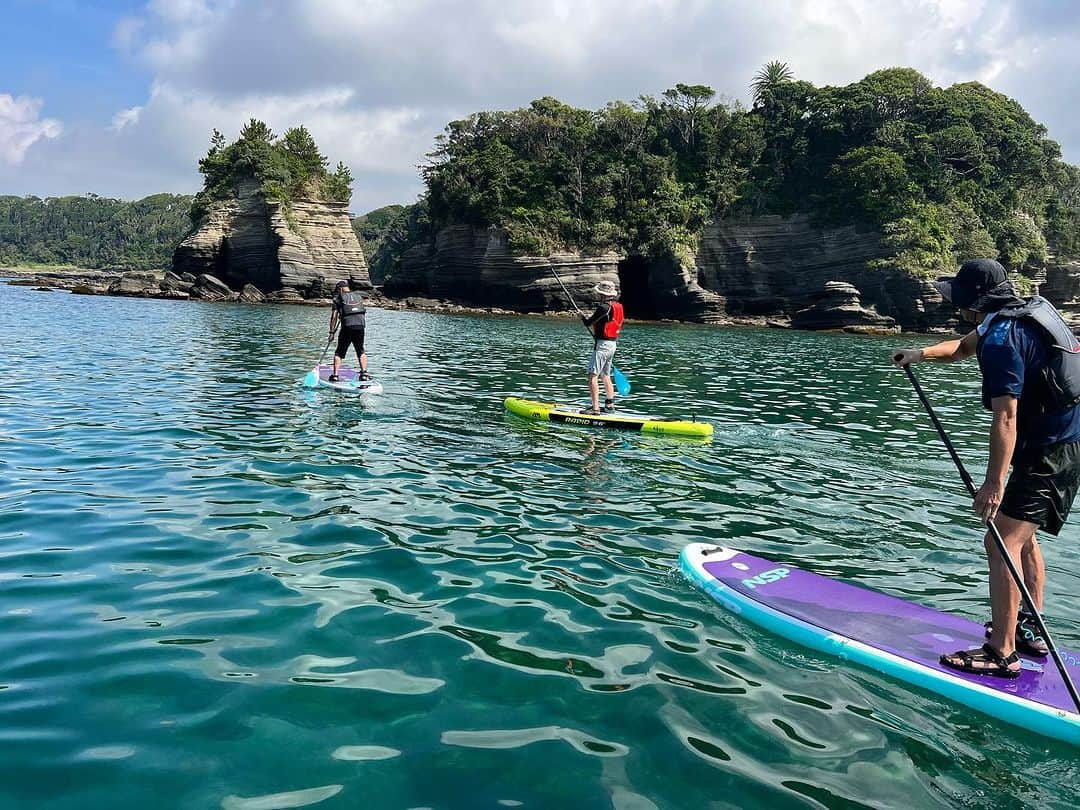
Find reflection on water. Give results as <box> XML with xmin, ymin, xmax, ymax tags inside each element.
<box><xmin>0</xmin><ymin>283</ymin><xmax>1077</xmax><ymax>808</ymax></box>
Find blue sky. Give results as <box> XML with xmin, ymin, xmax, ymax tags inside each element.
<box><xmin>1</xmin><ymin>0</ymin><xmax>1078</xmax><ymax>213</ymax></box>
<box><xmin>0</xmin><ymin>1</ymin><xmax>146</xmax><ymax>119</ymax></box>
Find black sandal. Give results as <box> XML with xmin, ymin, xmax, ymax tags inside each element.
<box><xmin>580</xmin><ymin>407</ymin><xmax>601</xmax><ymax>415</ymax></box>
<box><xmin>328</xmin><ymin>374</ymin><xmax>340</xmax><ymax>382</ymax></box>
<box><xmin>984</xmin><ymin>615</ymin><xmax>1049</xmax><ymax>657</ymax></box>
<box><xmin>940</xmin><ymin>643</ymin><xmax>1021</xmax><ymax>678</ymax></box>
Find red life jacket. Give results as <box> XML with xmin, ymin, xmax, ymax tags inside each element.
<box><xmin>601</xmin><ymin>302</ymin><xmax>624</xmax><ymax>340</ymax></box>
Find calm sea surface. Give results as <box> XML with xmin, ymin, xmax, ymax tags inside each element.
<box><xmin>0</xmin><ymin>280</ymin><xmax>1077</xmax><ymax>809</ymax></box>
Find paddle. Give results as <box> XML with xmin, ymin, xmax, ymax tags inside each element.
<box><xmin>900</xmin><ymin>363</ymin><xmax>1080</xmax><ymax>713</ymax></box>
<box><xmin>548</xmin><ymin>267</ymin><xmax>631</xmax><ymax>396</ymax></box>
<box><xmin>302</xmin><ymin>334</ymin><xmax>335</xmax><ymax>388</ymax></box>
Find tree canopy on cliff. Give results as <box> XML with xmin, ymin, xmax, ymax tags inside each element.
<box><xmin>405</xmin><ymin>67</ymin><xmax>1079</xmax><ymax>278</ymax></box>
<box><xmin>191</xmin><ymin>120</ymin><xmax>353</xmax><ymax>222</ymax></box>
<box><xmin>0</xmin><ymin>193</ymin><xmax>191</xmax><ymax>270</ymax></box>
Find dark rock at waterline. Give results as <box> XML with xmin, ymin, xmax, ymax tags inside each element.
<box><xmin>107</xmin><ymin>271</ymin><xmax>158</xmax><ymax>297</ymax></box>
<box><xmin>71</xmin><ymin>283</ymin><xmax>108</xmax><ymax>295</ymax></box>
<box><xmin>791</xmin><ymin>281</ymin><xmax>899</xmax><ymax>333</ymax></box>
<box><xmin>239</xmin><ymin>283</ymin><xmax>266</xmax><ymax>304</ymax></box>
<box><xmin>266</xmin><ymin>288</ymin><xmax>305</xmax><ymax>303</ymax></box>
<box><xmin>190</xmin><ymin>273</ymin><xmax>232</xmax><ymax>301</ymax></box>
<box><xmin>155</xmin><ymin>289</ymin><xmax>190</xmax><ymax>301</ymax></box>
<box><xmin>160</xmin><ymin>271</ymin><xmax>194</xmax><ymax>294</ymax></box>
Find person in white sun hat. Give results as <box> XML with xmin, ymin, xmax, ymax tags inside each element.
<box><xmin>580</xmin><ymin>280</ymin><xmax>624</xmax><ymax>414</ymax></box>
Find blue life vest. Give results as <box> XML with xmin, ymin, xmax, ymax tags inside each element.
<box><xmin>977</xmin><ymin>296</ymin><xmax>1080</xmax><ymax>416</ymax></box>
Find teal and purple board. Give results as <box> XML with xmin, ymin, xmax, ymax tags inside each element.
<box><xmin>680</xmin><ymin>543</ymin><xmax>1080</xmax><ymax>745</ymax></box>
<box><xmin>315</xmin><ymin>364</ymin><xmax>383</xmax><ymax>395</ymax></box>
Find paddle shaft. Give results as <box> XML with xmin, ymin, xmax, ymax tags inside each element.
<box><xmin>320</xmin><ymin>333</ymin><xmax>335</xmax><ymax>365</ymax></box>
<box><xmin>903</xmin><ymin>364</ymin><xmax>1080</xmax><ymax>713</ymax></box>
<box><xmin>549</xmin><ymin>265</ymin><xmax>585</xmax><ymax>316</ymax></box>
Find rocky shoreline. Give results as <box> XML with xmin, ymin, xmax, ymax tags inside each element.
<box><xmin>2</xmin><ymin>265</ymin><xmax>945</xmax><ymax>334</ymax></box>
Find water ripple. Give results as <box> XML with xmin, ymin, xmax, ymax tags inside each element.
<box><xmin>1</xmin><ymin>283</ymin><xmax>1078</xmax><ymax>808</ymax></box>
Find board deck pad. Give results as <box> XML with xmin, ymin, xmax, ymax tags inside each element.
<box><xmin>689</xmin><ymin>546</ymin><xmax>1079</xmax><ymax>715</ymax></box>
<box><xmin>315</xmin><ymin>364</ymin><xmax>382</xmax><ymax>393</ymax></box>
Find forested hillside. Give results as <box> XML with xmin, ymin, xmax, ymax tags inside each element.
<box><xmin>0</xmin><ymin>193</ymin><xmax>192</xmax><ymax>270</ymax></box>
<box><xmin>399</xmin><ymin>65</ymin><xmax>1080</xmax><ymax>279</ymax></box>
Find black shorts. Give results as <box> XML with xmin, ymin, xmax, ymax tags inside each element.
<box><xmin>1000</xmin><ymin>440</ymin><xmax>1080</xmax><ymax>535</ymax></box>
<box><xmin>335</xmin><ymin>327</ymin><xmax>365</xmax><ymax>361</ymax></box>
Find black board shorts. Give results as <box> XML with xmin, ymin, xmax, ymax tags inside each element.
<box><xmin>335</xmin><ymin>327</ymin><xmax>365</xmax><ymax>360</ymax></box>
<box><xmin>1000</xmin><ymin>439</ymin><xmax>1080</xmax><ymax>535</ymax></box>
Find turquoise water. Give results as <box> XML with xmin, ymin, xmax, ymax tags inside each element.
<box><xmin>0</xmin><ymin>281</ymin><xmax>1077</xmax><ymax>809</ymax></box>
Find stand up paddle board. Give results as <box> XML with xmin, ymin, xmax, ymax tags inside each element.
<box><xmin>680</xmin><ymin>543</ymin><xmax>1080</xmax><ymax>745</ymax></box>
<box><xmin>504</xmin><ymin>397</ymin><xmax>712</xmax><ymax>439</ymax></box>
<box><xmin>315</xmin><ymin>364</ymin><xmax>383</xmax><ymax>395</ymax></box>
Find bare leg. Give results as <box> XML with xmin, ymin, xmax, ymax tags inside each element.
<box><xmin>588</xmin><ymin>374</ymin><xmax>600</xmax><ymax>411</ymax></box>
<box><xmin>332</xmin><ymin>354</ymin><xmax>342</xmax><ymax>376</ymax></box>
<box><xmin>603</xmin><ymin>375</ymin><xmax>615</xmax><ymax>404</ymax></box>
<box><xmin>360</xmin><ymin>352</ymin><xmax>368</xmax><ymax>374</ymax></box>
<box><xmin>984</xmin><ymin>513</ymin><xmax>1040</xmax><ymax>658</ymax></box>
<box><xmin>1020</xmin><ymin>537</ymin><xmax>1045</xmax><ymax>612</ymax></box>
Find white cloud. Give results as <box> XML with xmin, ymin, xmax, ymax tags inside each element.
<box><xmin>3</xmin><ymin>1</ymin><xmax>1079</xmax><ymax>205</ymax></box>
<box><xmin>110</xmin><ymin>106</ymin><xmax>144</xmax><ymax>131</ymax></box>
<box><xmin>0</xmin><ymin>94</ymin><xmax>62</xmax><ymax>165</ymax></box>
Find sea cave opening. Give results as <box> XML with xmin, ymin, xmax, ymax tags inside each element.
<box><xmin>617</xmin><ymin>255</ymin><xmax>657</xmax><ymax>319</ymax></box>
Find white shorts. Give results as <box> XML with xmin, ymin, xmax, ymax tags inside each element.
<box><xmin>587</xmin><ymin>340</ymin><xmax>616</xmax><ymax>377</ymax></box>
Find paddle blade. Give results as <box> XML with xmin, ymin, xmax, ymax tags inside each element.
<box><xmin>302</xmin><ymin>367</ymin><xmax>319</xmax><ymax>388</ymax></box>
<box><xmin>613</xmin><ymin>366</ymin><xmax>631</xmax><ymax>396</ymax></box>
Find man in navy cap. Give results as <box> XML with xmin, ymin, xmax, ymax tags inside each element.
<box><xmin>893</xmin><ymin>259</ymin><xmax>1080</xmax><ymax>677</ymax></box>
<box><xmin>328</xmin><ymin>280</ymin><xmax>369</xmax><ymax>382</ymax></box>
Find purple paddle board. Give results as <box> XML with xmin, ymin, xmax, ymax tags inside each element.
<box><xmin>680</xmin><ymin>543</ymin><xmax>1080</xmax><ymax>745</ymax></box>
<box><xmin>315</xmin><ymin>364</ymin><xmax>383</xmax><ymax>394</ymax></box>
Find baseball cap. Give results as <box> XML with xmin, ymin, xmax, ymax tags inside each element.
<box><xmin>335</xmin><ymin>280</ymin><xmax>349</xmax><ymax>290</ymax></box>
<box><xmin>932</xmin><ymin>259</ymin><xmax>1009</xmax><ymax>312</ymax></box>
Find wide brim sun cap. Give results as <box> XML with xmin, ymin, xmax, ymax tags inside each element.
<box><xmin>593</xmin><ymin>280</ymin><xmax>618</xmax><ymax>299</ymax></box>
<box><xmin>932</xmin><ymin>258</ymin><xmax>1013</xmax><ymax>313</ymax></box>
<box><xmin>335</xmin><ymin>280</ymin><xmax>349</xmax><ymax>290</ymax></box>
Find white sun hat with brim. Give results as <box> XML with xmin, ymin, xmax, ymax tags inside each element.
<box><xmin>593</xmin><ymin>280</ymin><xmax>618</xmax><ymax>299</ymax></box>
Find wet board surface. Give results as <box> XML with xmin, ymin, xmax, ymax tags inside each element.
<box><xmin>680</xmin><ymin>543</ymin><xmax>1080</xmax><ymax>744</ymax></box>
<box><xmin>504</xmin><ymin>397</ymin><xmax>712</xmax><ymax>439</ymax></box>
<box><xmin>316</xmin><ymin>364</ymin><xmax>383</xmax><ymax>394</ymax></box>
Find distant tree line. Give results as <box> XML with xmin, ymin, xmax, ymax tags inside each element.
<box><xmin>0</xmin><ymin>193</ymin><xmax>192</xmax><ymax>270</ymax></box>
<box><xmin>376</xmin><ymin>64</ymin><xmax>1079</xmax><ymax>279</ymax></box>
<box><xmin>191</xmin><ymin>120</ymin><xmax>353</xmax><ymax>223</ymax></box>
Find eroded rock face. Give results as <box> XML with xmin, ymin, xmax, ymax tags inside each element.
<box><xmin>1041</xmin><ymin>261</ymin><xmax>1080</xmax><ymax>327</ymax></box>
<box><xmin>384</xmin><ymin>226</ymin><xmax>620</xmax><ymax>311</ymax></box>
<box><xmin>792</xmin><ymin>281</ymin><xmax>898</xmax><ymax>332</ymax></box>
<box><xmin>382</xmin><ymin>225</ymin><xmax>725</xmax><ymax>320</ymax></box>
<box><xmin>696</xmin><ymin>214</ymin><xmax>948</xmax><ymax>330</ymax></box>
<box><xmin>172</xmin><ymin>179</ymin><xmax>370</xmax><ymax>297</ymax></box>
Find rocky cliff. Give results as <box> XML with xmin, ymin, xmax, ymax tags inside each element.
<box><xmin>384</xmin><ymin>225</ymin><xmax>620</xmax><ymax>311</ymax></box>
<box><xmin>695</xmin><ymin>214</ymin><xmax>948</xmax><ymax>329</ymax></box>
<box><xmin>382</xmin><ymin>224</ymin><xmax>723</xmax><ymax>319</ymax></box>
<box><xmin>379</xmin><ymin>215</ymin><xmax>1080</xmax><ymax>330</ymax></box>
<box><xmin>172</xmin><ymin>179</ymin><xmax>370</xmax><ymax>297</ymax></box>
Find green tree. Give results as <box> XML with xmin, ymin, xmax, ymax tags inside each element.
<box><xmin>751</xmin><ymin>61</ymin><xmax>794</xmax><ymax>107</ymax></box>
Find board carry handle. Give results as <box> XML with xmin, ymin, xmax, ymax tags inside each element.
<box><xmin>901</xmin><ymin>363</ymin><xmax>1080</xmax><ymax>714</ymax></box>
